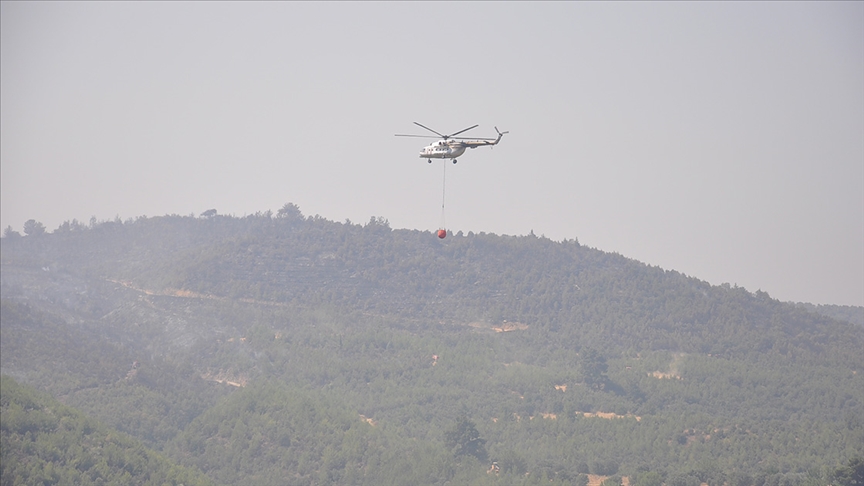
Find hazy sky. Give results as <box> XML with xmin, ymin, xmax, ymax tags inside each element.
<box><xmin>2</xmin><ymin>2</ymin><xmax>862</xmax><ymax>306</ymax></box>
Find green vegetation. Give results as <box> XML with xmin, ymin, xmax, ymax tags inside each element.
<box><xmin>445</xmin><ymin>416</ymin><xmax>488</xmax><ymax>461</ymax></box>
<box><xmin>0</xmin><ymin>375</ymin><xmax>212</xmax><ymax>485</ymax></box>
<box><xmin>1</xmin><ymin>206</ymin><xmax>862</xmax><ymax>485</ymax></box>
<box><xmin>832</xmin><ymin>456</ymin><xmax>864</xmax><ymax>486</ymax></box>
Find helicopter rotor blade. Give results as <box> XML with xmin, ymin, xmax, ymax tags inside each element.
<box><xmin>413</xmin><ymin>122</ymin><xmax>445</xmax><ymax>138</ymax></box>
<box><xmin>447</xmin><ymin>124</ymin><xmax>479</xmax><ymax>138</ymax></box>
<box><xmin>395</xmin><ymin>134</ymin><xmax>441</xmax><ymax>138</ymax></box>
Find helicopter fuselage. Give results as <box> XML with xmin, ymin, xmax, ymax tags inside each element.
<box><xmin>419</xmin><ymin>140</ymin><xmax>467</xmax><ymax>159</ymax></box>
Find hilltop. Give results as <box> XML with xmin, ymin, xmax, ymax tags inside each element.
<box><xmin>2</xmin><ymin>206</ymin><xmax>863</xmax><ymax>485</ymax></box>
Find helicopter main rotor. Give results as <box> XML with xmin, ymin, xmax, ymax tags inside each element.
<box><xmin>395</xmin><ymin>122</ymin><xmax>496</xmax><ymax>141</ymax></box>
<box><xmin>414</xmin><ymin>122</ymin><xmax>478</xmax><ymax>140</ymax></box>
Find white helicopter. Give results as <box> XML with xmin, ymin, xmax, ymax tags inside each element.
<box><xmin>396</xmin><ymin>122</ymin><xmax>508</xmax><ymax>163</ymax></box>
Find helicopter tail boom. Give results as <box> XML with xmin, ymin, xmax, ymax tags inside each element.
<box><xmin>460</xmin><ymin>127</ymin><xmax>508</xmax><ymax>149</ymax></box>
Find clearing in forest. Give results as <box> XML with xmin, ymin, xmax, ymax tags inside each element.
<box><xmin>650</xmin><ymin>353</ymin><xmax>685</xmax><ymax>379</ymax></box>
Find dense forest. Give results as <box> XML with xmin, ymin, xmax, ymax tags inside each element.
<box><xmin>0</xmin><ymin>375</ymin><xmax>212</xmax><ymax>485</ymax></box>
<box><xmin>1</xmin><ymin>206</ymin><xmax>863</xmax><ymax>485</ymax></box>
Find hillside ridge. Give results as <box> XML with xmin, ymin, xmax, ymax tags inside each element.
<box><xmin>2</xmin><ymin>208</ymin><xmax>863</xmax><ymax>484</ymax></box>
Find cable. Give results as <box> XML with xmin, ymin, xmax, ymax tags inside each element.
<box><xmin>440</xmin><ymin>160</ymin><xmax>446</xmax><ymax>231</ymax></box>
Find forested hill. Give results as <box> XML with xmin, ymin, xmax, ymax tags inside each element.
<box><xmin>2</xmin><ymin>206</ymin><xmax>863</xmax><ymax>485</ymax></box>
<box><xmin>3</xmin><ymin>208</ymin><xmax>861</xmax><ymax>360</ymax></box>
<box><xmin>0</xmin><ymin>375</ymin><xmax>213</xmax><ymax>485</ymax></box>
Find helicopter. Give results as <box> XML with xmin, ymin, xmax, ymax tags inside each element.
<box><xmin>396</xmin><ymin>122</ymin><xmax>508</xmax><ymax>163</ymax></box>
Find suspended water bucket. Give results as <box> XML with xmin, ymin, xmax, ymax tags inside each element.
<box><xmin>437</xmin><ymin>229</ymin><xmax>447</xmax><ymax>239</ymax></box>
